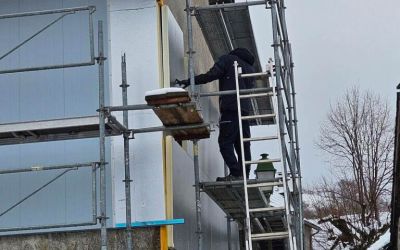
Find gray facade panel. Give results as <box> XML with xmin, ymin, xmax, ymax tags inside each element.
<box><xmin>0</xmin><ymin>0</ymin><xmax>111</xmax><ymax>233</ymax></box>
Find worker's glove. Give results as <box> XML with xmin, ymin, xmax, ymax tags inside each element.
<box><xmin>175</xmin><ymin>79</ymin><xmax>190</xmax><ymax>89</ymax></box>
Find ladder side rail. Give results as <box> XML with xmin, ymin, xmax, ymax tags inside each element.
<box><xmin>270</xmin><ymin>2</ymin><xmax>296</xmax><ymax>249</ymax></box>
<box><xmin>233</xmin><ymin>61</ymin><xmax>253</xmax><ymax>250</ymax></box>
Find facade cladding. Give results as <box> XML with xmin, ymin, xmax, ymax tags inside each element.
<box><xmin>0</xmin><ymin>0</ymin><xmax>111</xmax><ymax>232</ymax></box>
<box><xmin>0</xmin><ymin>0</ymin><xmax>238</xmax><ymax>248</ymax></box>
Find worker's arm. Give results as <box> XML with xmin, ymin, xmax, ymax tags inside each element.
<box><xmin>176</xmin><ymin>56</ymin><xmax>228</xmax><ymax>87</ymax></box>
<box><xmin>192</xmin><ymin>62</ymin><xmax>224</xmax><ymax>85</ymax></box>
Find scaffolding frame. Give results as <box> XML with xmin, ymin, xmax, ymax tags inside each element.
<box><xmin>0</xmin><ymin>1</ymin><xmax>303</xmax><ymax>250</ymax></box>
<box><xmin>0</xmin><ymin>162</ymin><xmax>99</xmax><ymax>232</ymax></box>
<box><xmin>0</xmin><ymin>7</ymin><xmax>114</xmax><ymax>250</ymax></box>
<box><xmin>0</xmin><ymin>6</ymin><xmax>96</xmax><ymax>74</ymax></box>
<box><xmin>184</xmin><ymin>0</ymin><xmax>304</xmax><ymax>249</ymax></box>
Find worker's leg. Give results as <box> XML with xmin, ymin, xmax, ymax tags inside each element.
<box><xmin>218</xmin><ymin>112</ymin><xmax>241</xmax><ymax>177</ymax></box>
<box><xmin>234</xmin><ymin>119</ymin><xmax>251</xmax><ymax>178</ymax></box>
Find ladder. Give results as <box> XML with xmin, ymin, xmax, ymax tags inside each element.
<box><xmin>234</xmin><ymin>59</ymin><xmax>299</xmax><ymax>250</ymax></box>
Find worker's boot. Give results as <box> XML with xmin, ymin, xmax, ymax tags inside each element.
<box><xmin>216</xmin><ymin>174</ymin><xmax>243</xmax><ymax>182</ymax></box>
<box><xmin>209</xmin><ymin>0</ymin><xmax>234</xmax><ymax>5</ymax></box>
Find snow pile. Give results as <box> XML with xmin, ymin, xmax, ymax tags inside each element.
<box><xmin>269</xmin><ymin>188</ymin><xmax>285</xmax><ymax>207</ymax></box>
<box><xmin>368</xmin><ymin>230</ymin><xmax>390</xmax><ymax>250</ymax></box>
<box><xmin>145</xmin><ymin>87</ymin><xmax>186</xmax><ymax>97</ymax></box>
<box><xmin>311</xmin><ymin>212</ymin><xmax>391</xmax><ymax>250</ymax></box>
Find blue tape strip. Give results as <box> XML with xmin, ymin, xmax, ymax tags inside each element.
<box><xmin>115</xmin><ymin>218</ymin><xmax>185</xmax><ymax>228</ymax></box>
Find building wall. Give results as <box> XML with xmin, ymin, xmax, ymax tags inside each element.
<box><xmin>391</xmin><ymin>88</ymin><xmax>400</xmax><ymax>248</ymax></box>
<box><xmin>107</xmin><ymin>0</ymin><xmax>166</xmax><ymax>225</ymax></box>
<box><xmin>0</xmin><ymin>227</ymin><xmax>160</xmax><ymax>250</ymax></box>
<box><xmin>0</xmin><ymin>0</ymin><xmax>112</xmax><ymax>233</ymax></box>
<box><xmin>164</xmin><ymin>1</ymin><xmax>240</xmax><ymax>249</ymax></box>
<box><xmin>0</xmin><ymin>1</ymin><xmax>241</xmax><ymax>248</ymax></box>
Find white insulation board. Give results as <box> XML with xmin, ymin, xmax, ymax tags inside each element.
<box><xmin>108</xmin><ymin>0</ymin><xmax>166</xmax><ymax>224</ymax></box>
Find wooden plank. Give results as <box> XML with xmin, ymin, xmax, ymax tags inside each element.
<box><xmin>171</xmin><ymin>127</ymin><xmax>210</xmax><ymax>140</ymax></box>
<box><xmin>146</xmin><ymin>93</ymin><xmax>210</xmax><ymax>140</ymax></box>
<box><xmin>145</xmin><ymin>91</ymin><xmax>190</xmax><ymax>106</ymax></box>
<box><xmin>153</xmin><ymin>103</ymin><xmax>203</xmax><ymax>126</ymax></box>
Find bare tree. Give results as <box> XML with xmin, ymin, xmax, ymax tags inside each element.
<box><xmin>308</xmin><ymin>87</ymin><xmax>394</xmax><ymax>248</ymax></box>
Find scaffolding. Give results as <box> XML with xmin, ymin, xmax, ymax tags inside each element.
<box><xmin>0</xmin><ymin>1</ymin><xmax>303</xmax><ymax>250</ymax></box>
<box><xmin>184</xmin><ymin>0</ymin><xmax>304</xmax><ymax>249</ymax></box>
<box><xmin>0</xmin><ymin>6</ymin><xmax>209</xmax><ymax>250</ymax></box>
<box><xmin>0</xmin><ymin>6</ymin><xmax>116</xmax><ymax>250</ymax></box>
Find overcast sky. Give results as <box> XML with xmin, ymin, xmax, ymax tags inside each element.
<box><xmin>247</xmin><ymin>0</ymin><xmax>400</xmax><ymax>185</ymax></box>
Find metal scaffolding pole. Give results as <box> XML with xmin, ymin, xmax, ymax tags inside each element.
<box><xmin>185</xmin><ymin>0</ymin><xmax>196</xmax><ymax>96</ymax></box>
<box><xmin>289</xmin><ymin>44</ymin><xmax>304</xmax><ymax>250</ymax></box>
<box><xmin>276</xmin><ymin>0</ymin><xmax>304</xmax><ymax>248</ymax></box>
<box><xmin>131</xmin><ymin>123</ymin><xmax>210</xmax><ymax>135</ymax></box>
<box><xmin>224</xmin><ymin>163</ymin><xmax>232</xmax><ymax>250</ymax></box>
<box><xmin>97</xmin><ymin>20</ymin><xmax>108</xmax><ymax>250</ymax></box>
<box><xmin>277</xmin><ymin>0</ymin><xmax>305</xmax><ymax>245</ymax></box>
<box><xmin>193</xmin><ymin>139</ymin><xmax>203</xmax><ymax>250</ymax></box>
<box><xmin>0</xmin><ymin>5</ymin><xmax>95</xmax><ymax>19</ymax></box>
<box><xmin>178</xmin><ymin>0</ymin><xmax>303</xmax><ymax>248</ymax></box>
<box><xmin>270</xmin><ymin>2</ymin><xmax>296</xmax><ymax>250</ymax></box>
<box><xmin>186</xmin><ymin>1</ymin><xmax>202</xmax><ymax>248</ymax></box>
<box><xmin>121</xmin><ymin>54</ymin><xmax>133</xmax><ymax>250</ymax></box>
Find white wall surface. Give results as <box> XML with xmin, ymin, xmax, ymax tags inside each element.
<box><xmin>107</xmin><ymin>0</ymin><xmax>166</xmax><ymax>224</ymax></box>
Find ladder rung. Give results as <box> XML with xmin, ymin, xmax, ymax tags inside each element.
<box><xmin>247</xmin><ymin>181</ymin><xmax>283</xmax><ymax>188</ymax></box>
<box><xmin>245</xmin><ymin>159</ymin><xmax>281</xmax><ymax>165</ymax></box>
<box><xmin>240</xmin><ymin>72</ymin><xmax>270</xmax><ymax>78</ymax></box>
<box><xmin>239</xmin><ymin>92</ymin><xmax>273</xmax><ymax>99</ymax></box>
<box><xmin>251</xmin><ymin>232</ymin><xmax>289</xmax><ymax>241</ymax></box>
<box><xmin>243</xmin><ymin>136</ymin><xmax>278</xmax><ymax>142</ymax></box>
<box><xmin>241</xmin><ymin>114</ymin><xmax>275</xmax><ymax>120</ymax></box>
<box><xmin>249</xmin><ymin>206</ymin><xmax>285</xmax><ymax>213</ymax></box>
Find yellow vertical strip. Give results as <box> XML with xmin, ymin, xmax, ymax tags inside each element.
<box><xmin>165</xmin><ymin>136</ymin><xmax>174</xmax><ymax>247</ymax></box>
<box><xmin>160</xmin><ymin>5</ymin><xmax>175</xmax><ymax>248</ymax></box>
<box><xmin>160</xmin><ymin>226</ymin><xmax>168</xmax><ymax>250</ymax></box>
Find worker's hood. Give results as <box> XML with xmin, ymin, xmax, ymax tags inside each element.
<box><xmin>229</xmin><ymin>48</ymin><xmax>255</xmax><ymax>66</ymax></box>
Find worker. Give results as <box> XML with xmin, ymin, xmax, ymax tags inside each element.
<box><xmin>176</xmin><ymin>48</ymin><xmax>255</xmax><ymax>181</ymax></box>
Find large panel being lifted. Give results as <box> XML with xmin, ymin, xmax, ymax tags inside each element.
<box><xmin>195</xmin><ymin>5</ymin><xmax>275</xmax><ymax>125</ymax></box>
<box><xmin>0</xmin><ymin>115</ymin><xmax>125</xmax><ymax>146</ymax></box>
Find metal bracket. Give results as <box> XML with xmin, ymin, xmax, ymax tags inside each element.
<box><xmin>95</xmin><ymin>56</ymin><xmax>107</xmax><ymax>63</ymax></box>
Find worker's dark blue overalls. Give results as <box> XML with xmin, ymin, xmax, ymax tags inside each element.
<box><xmin>177</xmin><ymin>48</ymin><xmax>255</xmax><ymax>178</ymax></box>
